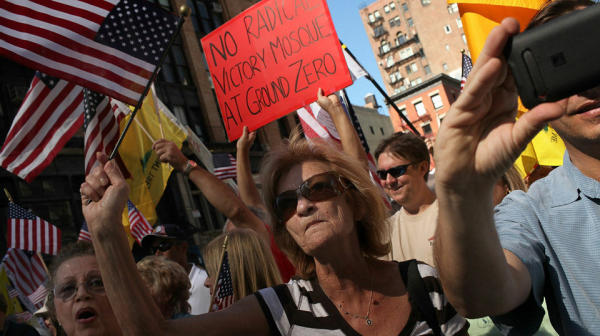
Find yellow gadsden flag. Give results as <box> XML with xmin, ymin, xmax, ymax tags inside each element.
<box><xmin>116</xmin><ymin>87</ymin><xmax>187</xmax><ymax>236</ymax></box>
<box><xmin>0</xmin><ymin>267</ymin><xmax>25</xmax><ymax>315</ymax></box>
<box><xmin>451</xmin><ymin>0</ymin><xmax>565</xmax><ymax>177</ymax></box>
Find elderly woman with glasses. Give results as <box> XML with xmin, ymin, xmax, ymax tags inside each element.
<box><xmin>49</xmin><ymin>242</ymin><xmax>121</xmax><ymax>336</ymax></box>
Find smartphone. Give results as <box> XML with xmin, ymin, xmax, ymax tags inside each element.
<box><xmin>504</xmin><ymin>5</ymin><xmax>600</xmax><ymax>109</ymax></box>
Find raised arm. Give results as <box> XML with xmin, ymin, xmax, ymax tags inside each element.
<box><xmin>152</xmin><ymin>139</ymin><xmax>269</xmax><ymax>243</ymax></box>
<box><xmin>235</xmin><ymin>126</ymin><xmax>267</xmax><ymax>213</ymax></box>
<box><xmin>80</xmin><ymin>153</ymin><xmax>269</xmax><ymax>336</ymax></box>
<box><xmin>317</xmin><ymin>88</ymin><xmax>369</xmax><ymax>170</ymax></box>
<box><xmin>433</xmin><ymin>18</ymin><xmax>565</xmax><ymax>317</ymax></box>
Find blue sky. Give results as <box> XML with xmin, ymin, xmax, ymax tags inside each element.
<box><xmin>327</xmin><ymin>0</ymin><xmax>388</xmax><ymax>115</ymax></box>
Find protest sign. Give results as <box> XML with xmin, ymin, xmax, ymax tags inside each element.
<box><xmin>201</xmin><ymin>0</ymin><xmax>352</xmax><ymax>141</ymax></box>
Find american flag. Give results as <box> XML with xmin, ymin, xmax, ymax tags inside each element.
<box><xmin>6</xmin><ymin>202</ymin><xmax>61</xmax><ymax>255</ymax></box>
<box><xmin>460</xmin><ymin>52</ymin><xmax>473</xmax><ymax>91</ymax></box>
<box><xmin>0</xmin><ymin>0</ymin><xmax>178</xmax><ymax>105</ymax></box>
<box><xmin>83</xmin><ymin>89</ymin><xmax>121</xmax><ymax>175</ymax></box>
<box><xmin>210</xmin><ymin>251</ymin><xmax>234</xmax><ymax>312</ymax></box>
<box><xmin>0</xmin><ymin>72</ymin><xmax>84</xmax><ymax>182</ymax></box>
<box><xmin>78</xmin><ymin>221</ymin><xmax>92</xmax><ymax>242</ymax></box>
<box><xmin>2</xmin><ymin>248</ymin><xmax>48</xmax><ymax>310</ymax></box>
<box><xmin>127</xmin><ymin>200</ymin><xmax>153</xmax><ymax>245</ymax></box>
<box><xmin>213</xmin><ymin>153</ymin><xmax>237</xmax><ymax>180</ymax></box>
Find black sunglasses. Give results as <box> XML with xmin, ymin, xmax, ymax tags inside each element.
<box><xmin>150</xmin><ymin>240</ymin><xmax>173</xmax><ymax>254</ymax></box>
<box><xmin>376</xmin><ymin>163</ymin><xmax>412</xmax><ymax>180</ymax></box>
<box><xmin>274</xmin><ymin>172</ymin><xmax>351</xmax><ymax>222</ymax></box>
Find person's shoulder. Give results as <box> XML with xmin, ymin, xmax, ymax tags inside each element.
<box><xmin>4</xmin><ymin>319</ymin><xmax>41</xmax><ymax>336</ymax></box>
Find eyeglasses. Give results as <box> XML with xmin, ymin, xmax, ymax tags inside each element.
<box><xmin>274</xmin><ymin>172</ymin><xmax>351</xmax><ymax>222</ymax></box>
<box><xmin>54</xmin><ymin>274</ymin><xmax>105</xmax><ymax>301</ymax></box>
<box><xmin>150</xmin><ymin>240</ymin><xmax>174</xmax><ymax>254</ymax></box>
<box><xmin>376</xmin><ymin>163</ymin><xmax>412</xmax><ymax>180</ymax></box>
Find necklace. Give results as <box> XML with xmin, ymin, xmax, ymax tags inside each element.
<box><xmin>336</xmin><ymin>269</ymin><xmax>374</xmax><ymax>326</ymax></box>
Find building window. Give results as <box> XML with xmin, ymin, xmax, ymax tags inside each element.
<box><xmin>444</xmin><ymin>25</ymin><xmax>452</xmax><ymax>34</ymax></box>
<box><xmin>390</xmin><ymin>2</ymin><xmax>396</xmax><ymax>10</ymax></box>
<box><xmin>390</xmin><ymin>16</ymin><xmax>401</xmax><ymax>27</ymax></box>
<box><xmin>381</xmin><ymin>40</ymin><xmax>390</xmax><ymax>54</ymax></box>
<box><xmin>405</xmin><ymin>63</ymin><xmax>417</xmax><ymax>74</ymax></box>
<box><xmin>407</xmin><ymin>17</ymin><xmax>414</xmax><ymax>26</ymax></box>
<box><xmin>410</xmin><ymin>78</ymin><xmax>422</xmax><ymax>86</ymax></box>
<box><xmin>447</xmin><ymin>3</ymin><xmax>458</xmax><ymax>13</ymax></box>
<box><xmin>414</xmin><ymin>101</ymin><xmax>426</xmax><ymax>116</ymax></box>
<box><xmin>399</xmin><ymin>47</ymin><xmax>413</xmax><ymax>60</ymax></box>
<box><xmin>386</xmin><ymin>55</ymin><xmax>395</xmax><ymax>68</ymax></box>
<box><xmin>394</xmin><ymin>87</ymin><xmax>402</xmax><ymax>94</ymax></box>
<box><xmin>431</xmin><ymin>93</ymin><xmax>443</xmax><ymax>109</ymax></box>
<box><xmin>456</xmin><ymin>18</ymin><xmax>463</xmax><ymax>28</ymax></box>
<box><xmin>421</xmin><ymin>0</ymin><xmax>431</xmax><ymax>5</ymax></box>
<box><xmin>395</xmin><ymin>31</ymin><xmax>407</xmax><ymax>45</ymax></box>
<box><xmin>188</xmin><ymin>0</ymin><xmax>224</xmax><ymax>39</ymax></box>
<box><xmin>380</xmin><ymin>127</ymin><xmax>385</xmax><ymax>135</ymax></box>
<box><xmin>399</xmin><ymin>107</ymin><xmax>408</xmax><ymax>117</ymax></box>
<box><xmin>402</xmin><ymin>2</ymin><xmax>408</xmax><ymax>11</ymax></box>
<box><xmin>422</xmin><ymin>122</ymin><xmax>432</xmax><ymax>134</ymax></box>
<box><xmin>424</xmin><ymin>65</ymin><xmax>431</xmax><ymax>74</ymax></box>
<box><xmin>369</xmin><ymin>13</ymin><xmax>375</xmax><ymax>22</ymax></box>
<box><xmin>374</xmin><ymin>10</ymin><xmax>381</xmax><ymax>18</ymax></box>
<box><xmin>445</xmin><ymin>44</ymin><xmax>450</xmax><ymax>51</ymax></box>
<box><xmin>373</xmin><ymin>25</ymin><xmax>386</xmax><ymax>37</ymax></box>
<box><xmin>370</xmin><ymin>126</ymin><xmax>375</xmax><ymax>134</ymax></box>
<box><xmin>390</xmin><ymin>71</ymin><xmax>401</xmax><ymax>83</ymax></box>
<box><xmin>384</xmin><ymin>4</ymin><xmax>390</xmax><ymax>12</ymax></box>
<box><xmin>442</xmin><ymin>63</ymin><xmax>448</xmax><ymax>71</ymax></box>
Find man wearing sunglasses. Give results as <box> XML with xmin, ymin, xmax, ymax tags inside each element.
<box><xmin>374</xmin><ymin>132</ymin><xmax>437</xmax><ymax>266</ymax></box>
<box><xmin>141</xmin><ymin>224</ymin><xmax>211</xmax><ymax>315</ymax></box>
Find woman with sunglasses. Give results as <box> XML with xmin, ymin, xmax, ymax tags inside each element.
<box><xmin>49</xmin><ymin>241</ymin><xmax>122</xmax><ymax>336</ymax></box>
<box><xmin>80</xmin><ymin>133</ymin><xmax>468</xmax><ymax>334</ymax></box>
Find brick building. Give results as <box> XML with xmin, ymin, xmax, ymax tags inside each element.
<box><xmin>0</xmin><ymin>0</ymin><xmax>298</xmax><ymax>250</ymax></box>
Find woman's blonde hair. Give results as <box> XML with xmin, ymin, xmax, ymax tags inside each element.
<box><xmin>503</xmin><ymin>165</ymin><xmax>528</xmax><ymax>193</ymax></box>
<box><xmin>203</xmin><ymin>228</ymin><xmax>282</xmax><ymax>301</ymax></box>
<box><xmin>136</xmin><ymin>256</ymin><xmax>191</xmax><ymax>318</ymax></box>
<box><xmin>261</xmin><ymin>133</ymin><xmax>390</xmax><ymax>278</ymax></box>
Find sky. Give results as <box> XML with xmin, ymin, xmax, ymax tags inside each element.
<box><xmin>327</xmin><ymin>0</ymin><xmax>389</xmax><ymax>115</ymax></box>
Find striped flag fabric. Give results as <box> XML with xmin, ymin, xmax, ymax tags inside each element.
<box><xmin>2</xmin><ymin>248</ymin><xmax>48</xmax><ymax>310</ymax></box>
<box><xmin>78</xmin><ymin>221</ymin><xmax>92</xmax><ymax>242</ymax></box>
<box><xmin>210</xmin><ymin>251</ymin><xmax>234</xmax><ymax>312</ymax></box>
<box><xmin>213</xmin><ymin>153</ymin><xmax>237</xmax><ymax>180</ymax></box>
<box><xmin>0</xmin><ymin>72</ymin><xmax>84</xmax><ymax>182</ymax></box>
<box><xmin>127</xmin><ymin>200</ymin><xmax>153</xmax><ymax>245</ymax></box>
<box><xmin>6</xmin><ymin>202</ymin><xmax>61</xmax><ymax>255</ymax></box>
<box><xmin>83</xmin><ymin>89</ymin><xmax>121</xmax><ymax>175</ymax></box>
<box><xmin>0</xmin><ymin>0</ymin><xmax>179</xmax><ymax>105</ymax></box>
<box><xmin>460</xmin><ymin>52</ymin><xmax>473</xmax><ymax>91</ymax></box>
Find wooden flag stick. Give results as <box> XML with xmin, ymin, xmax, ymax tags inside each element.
<box><xmin>208</xmin><ymin>234</ymin><xmax>230</xmax><ymax>312</ymax></box>
<box><xmin>150</xmin><ymin>84</ymin><xmax>165</xmax><ymax>139</ymax></box>
<box><xmin>3</xmin><ymin>188</ymin><xmax>14</xmax><ymax>202</ymax></box>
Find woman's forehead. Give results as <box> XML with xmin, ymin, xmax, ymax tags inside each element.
<box><xmin>55</xmin><ymin>255</ymin><xmax>98</xmax><ymax>280</ymax></box>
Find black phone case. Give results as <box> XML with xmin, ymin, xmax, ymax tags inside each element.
<box><xmin>504</xmin><ymin>5</ymin><xmax>600</xmax><ymax>109</ymax></box>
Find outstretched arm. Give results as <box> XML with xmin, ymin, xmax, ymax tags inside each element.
<box><xmin>235</xmin><ymin>126</ymin><xmax>267</xmax><ymax>214</ymax></box>
<box><xmin>152</xmin><ymin>139</ymin><xmax>269</xmax><ymax>243</ymax></box>
<box><xmin>317</xmin><ymin>88</ymin><xmax>369</xmax><ymax>170</ymax></box>
<box><xmin>433</xmin><ymin>18</ymin><xmax>565</xmax><ymax>317</ymax></box>
<box><xmin>80</xmin><ymin>153</ymin><xmax>270</xmax><ymax>336</ymax></box>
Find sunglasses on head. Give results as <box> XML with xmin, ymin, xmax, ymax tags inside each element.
<box><xmin>274</xmin><ymin>172</ymin><xmax>352</xmax><ymax>222</ymax></box>
<box><xmin>150</xmin><ymin>240</ymin><xmax>174</xmax><ymax>254</ymax></box>
<box><xmin>376</xmin><ymin>163</ymin><xmax>412</xmax><ymax>180</ymax></box>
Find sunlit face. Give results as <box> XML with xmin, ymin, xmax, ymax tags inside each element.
<box><xmin>549</xmin><ymin>85</ymin><xmax>600</xmax><ymax>151</ymax></box>
<box><xmin>376</xmin><ymin>152</ymin><xmax>426</xmax><ymax>206</ymax></box>
<box><xmin>276</xmin><ymin>161</ymin><xmax>356</xmax><ymax>256</ymax></box>
<box><xmin>53</xmin><ymin>256</ymin><xmax>121</xmax><ymax>336</ymax></box>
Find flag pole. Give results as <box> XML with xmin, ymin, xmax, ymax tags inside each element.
<box><xmin>3</xmin><ymin>188</ymin><xmax>14</xmax><ymax>203</ymax></box>
<box><xmin>340</xmin><ymin>41</ymin><xmax>421</xmax><ymax>136</ymax></box>
<box><xmin>150</xmin><ymin>85</ymin><xmax>166</xmax><ymax>139</ymax></box>
<box><xmin>208</xmin><ymin>234</ymin><xmax>230</xmax><ymax>312</ymax></box>
<box><xmin>108</xmin><ymin>6</ymin><xmax>190</xmax><ymax>160</ymax></box>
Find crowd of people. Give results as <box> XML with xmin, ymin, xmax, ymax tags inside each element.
<box><xmin>5</xmin><ymin>0</ymin><xmax>600</xmax><ymax>334</ymax></box>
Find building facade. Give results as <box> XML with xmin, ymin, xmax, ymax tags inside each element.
<box><xmin>359</xmin><ymin>0</ymin><xmax>466</xmax><ymax>97</ymax></box>
<box><xmin>388</xmin><ymin>73</ymin><xmax>460</xmax><ymax>139</ymax></box>
<box><xmin>0</xmin><ymin>0</ymin><xmax>298</xmax><ymax>251</ymax></box>
<box><xmin>351</xmin><ymin>95</ymin><xmax>395</xmax><ymax>154</ymax></box>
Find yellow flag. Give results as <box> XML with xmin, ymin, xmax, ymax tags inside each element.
<box><xmin>117</xmin><ymin>88</ymin><xmax>187</xmax><ymax>234</ymax></box>
<box><xmin>0</xmin><ymin>268</ymin><xmax>25</xmax><ymax>315</ymax></box>
<box><xmin>451</xmin><ymin>0</ymin><xmax>566</xmax><ymax>177</ymax></box>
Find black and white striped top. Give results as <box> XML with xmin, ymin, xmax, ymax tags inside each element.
<box><xmin>254</xmin><ymin>261</ymin><xmax>468</xmax><ymax>335</ymax></box>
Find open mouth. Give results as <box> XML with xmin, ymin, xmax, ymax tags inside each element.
<box><xmin>572</xmin><ymin>102</ymin><xmax>600</xmax><ymax>116</ymax></box>
<box><xmin>76</xmin><ymin>308</ymin><xmax>97</xmax><ymax>323</ymax></box>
